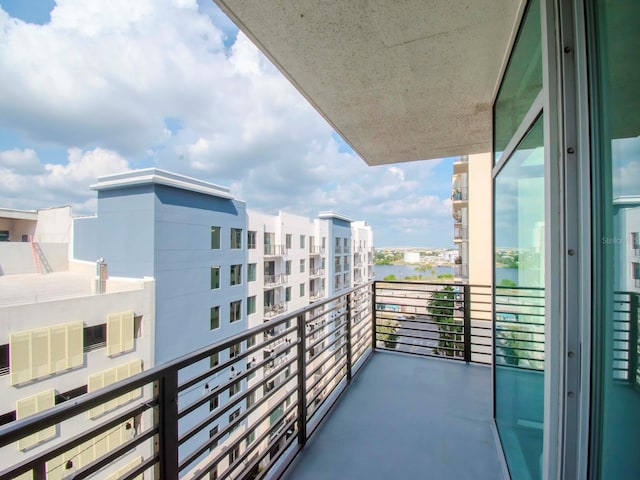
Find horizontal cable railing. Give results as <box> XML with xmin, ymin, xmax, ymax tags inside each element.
<box><xmin>0</xmin><ymin>284</ymin><xmax>374</xmax><ymax>480</ymax></box>
<box><xmin>374</xmin><ymin>281</ymin><xmax>492</xmax><ymax>364</ymax></box>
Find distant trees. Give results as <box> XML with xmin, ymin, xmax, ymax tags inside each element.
<box><xmin>427</xmin><ymin>286</ymin><xmax>463</xmax><ymax>358</ymax></box>
<box><xmin>383</xmin><ymin>274</ymin><xmax>397</xmax><ymax>281</ymax></box>
<box><xmin>377</xmin><ymin>319</ymin><xmax>399</xmax><ymax>349</ymax></box>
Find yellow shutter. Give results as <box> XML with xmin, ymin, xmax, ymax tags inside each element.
<box><xmin>31</xmin><ymin>327</ymin><xmax>50</xmax><ymax>379</ymax></box>
<box><xmin>16</xmin><ymin>390</ymin><xmax>55</xmax><ymax>450</ymax></box>
<box><xmin>107</xmin><ymin>313</ymin><xmax>122</xmax><ymax>356</ymax></box>
<box><xmin>16</xmin><ymin>395</ymin><xmax>38</xmax><ymax>450</ymax></box>
<box><xmin>13</xmin><ymin>472</ymin><xmax>33</xmax><ymax>480</ymax></box>
<box><xmin>67</xmin><ymin>321</ymin><xmax>84</xmax><ymax>368</ymax></box>
<box><xmin>10</xmin><ymin>331</ymin><xmax>32</xmax><ymax>385</ymax></box>
<box><xmin>36</xmin><ymin>390</ymin><xmax>56</xmax><ymax>443</ymax></box>
<box><xmin>88</xmin><ymin>371</ymin><xmax>105</xmax><ymax>418</ymax></box>
<box><xmin>129</xmin><ymin>359</ymin><xmax>143</xmax><ymax>402</ymax></box>
<box><xmin>116</xmin><ymin>363</ymin><xmax>130</xmax><ymax>406</ymax></box>
<box><xmin>93</xmin><ymin>429</ymin><xmax>109</xmax><ymax>459</ymax></box>
<box><xmin>121</xmin><ymin>311</ymin><xmax>134</xmax><ymax>353</ymax></box>
<box><xmin>79</xmin><ymin>436</ymin><xmax>95</xmax><ymax>468</ymax></box>
<box><xmin>103</xmin><ymin>367</ymin><xmax>118</xmax><ymax>412</ymax></box>
<box><xmin>49</xmin><ymin>324</ymin><xmax>67</xmax><ymax>373</ymax></box>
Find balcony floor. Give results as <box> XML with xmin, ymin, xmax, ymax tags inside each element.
<box><xmin>284</xmin><ymin>351</ymin><xmax>505</xmax><ymax>480</ymax></box>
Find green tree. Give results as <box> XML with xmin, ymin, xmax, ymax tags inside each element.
<box><xmin>414</xmin><ymin>263</ymin><xmax>436</xmax><ymax>277</ymax></box>
<box><xmin>498</xmin><ymin>278</ymin><xmax>517</xmax><ymax>287</ymax></box>
<box><xmin>377</xmin><ymin>318</ymin><xmax>399</xmax><ymax>348</ymax></box>
<box><xmin>383</xmin><ymin>274</ymin><xmax>396</xmax><ymax>281</ymax></box>
<box><xmin>427</xmin><ymin>286</ymin><xmax>463</xmax><ymax>357</ymax></box>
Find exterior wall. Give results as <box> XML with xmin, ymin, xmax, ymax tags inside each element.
<box><xmin>34</xmin><ymin>207</ymin><xmax>72</xmax><ymax>243</ymax></box>
<box><xmin>613</xmin><ymin>200</ymin><xmax>640</xmax><ymax>292</ymax></box>
<box><xmin>0</xmin><ymin>280</ymin><xmax>155</xmax><ymax>475</ymax></box>
<box><xmin>325</xmin><ymin>217</ymin><xmax>352</xmax><ymax>296</ymax></box>
<box><xmin>0</xmin><ymin>217</ymin><xmax>36</xmax><ymax>242</ymax></box>
<box><xmin>467</xmin><ymin>152</ymin><xmax>493</xmax><ymax>286</ymax></box>
<box><xmin>0</xmin><ymin>243</ymin><xmax>69</xmax><ymax>276</ymax></box>
<box><xmin>72</xmin><ymin>216</ymin><xmax>99</xmax><ymax>263</ymax></box>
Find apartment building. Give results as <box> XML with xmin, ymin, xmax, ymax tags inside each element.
<box><xmin>0</xmin><ymin>168</ymin><xmax>373</xmax><ymax>478</ymax></box>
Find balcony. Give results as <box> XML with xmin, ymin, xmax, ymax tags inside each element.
<box><xmin>454</xmin><ymin>224</ymin><xmax>468</xmax><ymax>243</ymax></box>
<box><xmin>308</xmin><ymin>246</ymin><xmax>324</xmax><ymax>256</ymax></box>
<box><xmin>264</xmin><ymin>303</ymin><xmax>286</xmax><ymax>318</ymax></box>
<box><xmin>452</xmin><ymin>187</ymin><xmax>468</xmax><ymax>202</ymax></box>
<box><xmin>0</xmin><ymin>282</ymin><xmax>502</xmax><ymax>480</ymax></box>
<box><xmin>309</xmin><ymin>268</ymin><xmax>324</xmax><ymax>278</ymax></box>
<box><xmin>309</xmin><ymin>290</ymin><xmax>325</xmax><ymax>301</ymax></box>
<box><xmin>264</xmin><ymin>274</ymin><xmax>286</xmax><ymax>288</ymax></box>
<box><xmin>264</xmin><ymin>245</ymin><xmax>286</xmax><ymax>256</ymax></box>
<box><xmin>454</xmin><ymin>263</ymin><xmax>469</xmax><ymax>279</ymax></box>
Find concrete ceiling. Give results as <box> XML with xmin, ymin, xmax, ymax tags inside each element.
<box><xmin>214</xmin><ymin>0</ymin><xmax>524</xmax><ymax>165</ymax></box>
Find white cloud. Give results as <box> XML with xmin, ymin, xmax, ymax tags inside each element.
<box><xmin>0</xmin><ymin>1</ymin><xmax>456</xmax><ymax>247</ymax></box>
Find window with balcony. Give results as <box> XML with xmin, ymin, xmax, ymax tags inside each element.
<box><xmin>211</xmin><ymin>226</ymin><xmax>220</xmax><ymax>249</ymax></box>
<box><xmin>229</xmin><ymin>342</ymin><xmax>241</xmax><ymax>359</ymax></box>
<box><xmin>230</xmin><ymin>301</ymin><xmax>242</xmax><ymax>323</ymax></box>
<box><xmin>300</xmin><ymin>259</ymin><xmax>305</xmax><ymax>273</ymax></box>
<box><xmin>230</xmin><ymin>264</ymin><xmax>242</xmax><ymax>286</ymax></box>
<box><xmin>211</xmin><ymin>266</ymin><xmax>220</xmax><ymax>289</ymax></box>
<box><xmin>210</xmin><ymin>306</ymin><xmax>220</xmax><ymax>330</ymax></box>
<box><xmin>247</xmin><ymin>296</ymin><xmax>256</xmax><ymax>315</ymax></box>
<box><xmin>228</xmin><ymin>444</ymin><xmax>239</xmax><ymax>463</ymax></box>
<box><xmin>229</xmin><ymin>380</ymin><xmax>241</xmax><ymax>396</ymax></box>
<box><xmin>300</xmin><ymin>235</ymin><xmax>305</xmax><ymax>249</ymax></box>
<box><xmin>247</xmin><ymin>230</ymin><xmax>256</xmax><ymax>249</ymax></box>
<box><xmin>83</xmin><ymin>324</ymin><xmax>107</xmax><ymax>352</ymax></box>
<box><xmin>285</xmin><ymin>234</ymin><xmax>292</xmax><ymax>249</ymax></box>
<box><xmin>0</xmin><ymin>344</ymin><xmax>8</xmax><ymax>376</ymax></box>
<box><xmin>230</xmin><ymin>228</ymin><xmax>242</xmax><ymax>249</ymax></box>
<box><xmin>229</xmin><ymin>408</ymin><xmax>241</xmax><ymax>431</ymax></box>
<box><xmin>248</xmin><ymin>263</ymin><xmax>256</xmax><ymax>282</ymax></box>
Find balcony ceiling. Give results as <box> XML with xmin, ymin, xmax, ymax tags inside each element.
<box><xmin>214</xmin><ymin>0</ymin><xmax>524</xmax><ymax>165</ymax></box>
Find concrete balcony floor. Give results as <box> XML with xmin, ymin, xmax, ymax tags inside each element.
<box><xmin>284</xmin><ymin>351</ymin><xmax>505</xmax><ymax>480</ymax></box>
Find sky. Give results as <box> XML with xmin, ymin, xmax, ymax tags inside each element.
<box><xmin>0</xmin><ymin>0</ymin><xmax>456</xmax><ymax>248</ymax></box>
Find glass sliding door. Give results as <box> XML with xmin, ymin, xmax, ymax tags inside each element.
<box><xmin>588</xmin><ymin>0</ymin><xmax>640</xmax><ymax>477</ymax></box>
<box><xmin>493</xmin><ymin>0</ymin><xmax>546</xmax><ymax>478</ymax></box>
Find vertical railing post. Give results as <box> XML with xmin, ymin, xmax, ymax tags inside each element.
<box><xmin>629</xmin><ymin>293</ymin><xmax>639</xmax><ymax>386</ymax></box>
<box><xmin>346</xmin><ymin>292</ymin><xmax>353</xmax><ymax>384</ymax></box>
<box><xmin>371</xmin><ymin>282</ymin><xmax>377</xmax><ymax>351</ymax></box>
<box><xmin>296</xmin><ymin>313</ymin><xmax>307</xmax><ymax>446</ymax></box>
<box><xmin>33</xmin><ymin>462</ymin><xmax>46</xmax><ymax>480</ymax></box>
<box><xmin>158</xmin><ymin>371</ymin><xmax>179</xmax><ymax>479</ymax></box>
<box><xmin>463</xmin><ymin>284</ymin><xmax>471</xmax><ymax>363</ymax></box>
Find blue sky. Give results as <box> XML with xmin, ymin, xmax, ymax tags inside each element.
<box><xmin>0</xmin><ymin>0</ymin><xmax>456</xmax><ymax>248</ymax></box>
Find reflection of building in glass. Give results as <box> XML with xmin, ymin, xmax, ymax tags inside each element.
<box><xmin>613</xmin><ymin>197</ymin><xmax>640</xmax><ymax>291</ymax></box>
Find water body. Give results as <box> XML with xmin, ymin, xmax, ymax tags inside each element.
<box><xmin>374</xmin><ymin>264</ymin><xmax>518</xmax><ymax>284</ymax></box>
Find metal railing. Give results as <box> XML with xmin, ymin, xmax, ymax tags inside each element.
<box><xmin>309</xmin><ymin>269</ymin><xmax>324</xmax><ymax>278</ymax></box>
<box><xmin>264</xmin><ymin>303</ymin><xmax>286</xmax><ymax>318</ymax></box>
<box><xmin>264</xmin><ymin>274</ymin><xmax>286</xmax><ymax>287</ymax></box>
<box><xmin>454</xmin><ymin>263</ymin><xmax>468</xmax><ymax>279</ymax></box>
<box><xmin>451</xmin><ymin>187</ymin><xmax>468</xmax><ymax>202</ymax></box>
<box><xmin>0</xmin><ymin>281</ymin><xmax>498</xmax><ymax>480</ymax></box>
<box><xmin>308</xmin><ymin>246</ymin><xmax>324</xmax><ymax>255</ymax></box>
<box><xmin>453</xmin><ymin>225</ymin><xmax>468</xmax><ymax>242</ymax></box>
<box><xmin>264</xmin><ymin>245</ymin><xmax>286</xmax><ymax>256</ymax></box>
<box><xmin>0</xmin><ymin>284</ymin><xmax>374</xmax><ymax>480</ymax></box>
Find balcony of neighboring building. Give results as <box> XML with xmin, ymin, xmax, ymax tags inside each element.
<box><xmin>453</xmin><ymin>154</ymin><xmax>469</xmax><ymax>174</ymax></box>
<box><xmin>264</xmin><ymin>245</ymin><xmax>287</xmax><ymax>257</ymax></box>
<box><xmin>452</xmin><ymin>186</ymin><xmax>468</xmax><ymax>204</ymax></box>
<box><xmin>308</xmin><ymin>246</ymin><xmax>324</xmax><ymax>256</ymax></box>
<box><xmin>454</xmin><ymin>224</ymin><xmax>468</xmax><ymax>244</ymax></box>
<box><xmin>0</xmin><ymin>282</ymin><xmax>505</xmax><ymax>480</ymax></box>
<box><xmin>309</xmin><ymin>268</ymin><xmax>324</xmax><ymax>279</ymax></box>
<box><xmin>264</xmin><ymin>274</ymin><xmax>287</xmax><ymax>288</ymax></box>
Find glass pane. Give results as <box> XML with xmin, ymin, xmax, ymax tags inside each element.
<box><xmin>589</xmin><ymin>0</ymin><xmax>640</xmax><ymax>477</ymax></box>
<box><xmin>494</xmin><ymin>115</ymin><xmax>545</xmax><ymax>480</ymax></box>
<box><xmin>493</xmin><ymin>0</ymin><xmax>542</xmax><ymax>163</ymax></box>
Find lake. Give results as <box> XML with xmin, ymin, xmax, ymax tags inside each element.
<box><xmin>373</xmin><ymin>264</ymin><xmax>517</xmax><ymax>284</ymax></box>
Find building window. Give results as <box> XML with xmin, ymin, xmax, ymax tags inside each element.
<box><xmin>247</xmin><ymin>335</ymin><xmax>256</xmax><ymax>348</ymax></box>
<box><xmin>209</xmin><ymin>393</ymin><xmax>219</xmax><ymax>411</ymax></box>
<box><xmin>247</xmin><ymin>296</ymin><xmax>256</xmax><ymax>315</ymax></box>
<box><xmin>335</xmin><ymin>256</ymin><xmax>341</xmax><ymax>272</ymax></box>
<box><xmin>0</xmin><ymin>344</ymin><xmax>8</xmax><ymax>376</ymax></box>
<box><xmin>229</xmin><ymin>380</ymin><xmax>241</xmax><ymax>397</ymax></box>
<box><xmin>230</xmin><ymin>301</ymin><xmax>242</xmax><ymax>323</ymax></box>
<box><xmin>285</xmin><ymin>260</ymin><xmax>292</xmax><ymax>276</ymax></box>
<box><xmin>334</xmin><ymin>276</ymin><xmax>340</xmax><ymax>291</ymax></box>
<box><xmin>285</xmin><ymin>287</ymin><xmax>291</xmax><ymax>302</ymax></box>
<box><xmin>343</xmin><ymin>255</ymin><xmax>349</xmax><ymax>269</ymax></box>
<box><xmin>322</xmin><ymin>237</ymin><xmax>326</xmax><ymax>249</ymax></box>
<box><xmin>300</xmin><ymin>259</ymin><xmax>305</xmax><ymax>273</ymax></box>
<box><xmin>300</xmin><ymin>283</ymin><xmax>305</xmax><ymax>297</ymax></box>
<box><xmin>229</xmin><ymin>408</ymin><xmax>241</xmax><ymax>431</ymax></box>
<box><xmin>633</xmin><ymin>262</ymin><xmax>640</xmax><ymax>288</ymax></box>
<box><xmin>210</xmin><ymin>306</ymin><xmax>220</xmax><ymax>330</ymax></box>
<box><xmin>343</xmin><ymin>238</ymin><xmax>349</xmax><ymax>251</ymax></box>
<box><xmin>211</xmin><ymin>266</ymin><xmax>220</xmax><ymax>289</ymax></box>
<box><xmin>209</xmin><ymin>426</ymin><xmax>219</xmax><ymax>450</ymax></box>
<box><xmin>247</xmin><ymin>391</ymin><xmax>256</xmax><ymax>408</ymax></box>
<box><xmin>210</xmin><ymin>352</ymin><xmax>219</xmax><ymax>368</ymax></box>
<box><xmin>248</xmin><ymin>231</ymin><xmax>257</xmax><ymax>249</ymax></box>
<box><xmin>248</xmin><ymin>263</ymin><xmax>257</xmax><ymax>282</ymax></box>
<box><xmin>300</xmin><ymin>235</ymin><xmax>305</xmax><ymax>249</ymax></box>
<box><xmin>632</xmin><ymin>232</ymin><xmax>640</xmax><ymax>256</ymax></box>
<box><xmin>230</xmin><ymin>228</ymin><xmax>242</xmax><ymax>249</ymax></box>
<box><xmin>83</xmin><ymin>324</ymin><xmax>107</xmax><ymax>352</ymax></box>
<box><xmin>230</xmin><ymin>342</ymin><xmax>241</xmax><ymax>359</ymax></box>
<box><xmin>245</xmin><ymin>429</ymin><xmax>256</xmax><ymax>447</ymax></box>
<box><xmin>211</xmin><ymin>226</ymin><xmax>221</xmax><ymax>249</ymax></box>
<box><xmin>230</xmin><ymin>265</ymin><xmax>242</xmax><ymax>286</ymax></box>
<box><xmin>228</xmin><ymin>444</ymin><xmax>239</xmax><ymax>464</ymax></box>
<box><xmin>285</xmin><ymin>234</ymin><xmax>292</xmax><ymax>249</ymax></box>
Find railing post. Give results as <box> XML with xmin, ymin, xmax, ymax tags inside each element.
<box><xmin>463</xmin><ymin>284</ymin><xmax>471</xmax><ymax>363</ymax></box>
<box><xmin>33</xmin><ymin>462</ymin><xmax>46</xmax><ymax>480</ymax></box>
<box><xmin>296</xmin><ymin>313</ymin><xmax>308</xmax><ymax>446</ymax></box>
<box><xmin>158</xmin><ymin>371</ymin><xmax>179</xmax><ymax>479</ymax></box>
<box><xmin>346</xmin><ymin>292</ymin><xmax>353</xmax><ymax>384</ymax></box>
<box><xmin>630</xmin><ymin>293</ymin><xmax>639</xmax><ymax>385</ymax></box>
<box><xmin>371</xmin><ymin>282</ymin><xmax>377</xmax><ymax>351</ymax></box>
